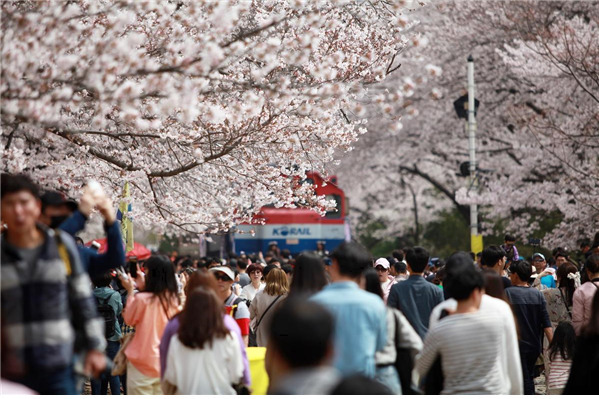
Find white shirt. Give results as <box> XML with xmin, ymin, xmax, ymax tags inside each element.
<box><xmin>164</xmin><ymin>332</ymin><xmax>243</xmax><ymax>395</ymax></box>
<box><xmin>428</xmin><ymin>295</ymin><xmax>523</xmax><ymax>395</ymax></box>
<box><xmin>240</xmin><ymin>282</ymin><xmax>265</xmax><ymax>302</ymax></box>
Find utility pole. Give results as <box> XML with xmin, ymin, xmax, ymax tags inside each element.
<box><xmin>467</xmin><ymin>55</ymin><xmax>483</xmax><ymax>254</ymax></box>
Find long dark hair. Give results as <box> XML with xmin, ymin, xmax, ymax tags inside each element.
<box><xmin>288</xmin><ymin>253</ymin><xmax>327</xmax><ymax>297</ymax></box>
<box><xmin>178</xmin><ymin>288</ymin><xmax>229</xmax><ymax>349</ymax></box>
<box><xmin>143</xmin><ymin>255</ymin><xmax>179</xmax><ymax>315</ymax></box>
<box><xmin>548</xmin><ymin>321</ymin><xmax>576</xmax><ymax>362</ymax></box>
<box><xmin>362</xmin><ymin>268</ymin><xmax>384</xmax><ymax>300</ymax></box>
<box><xmin>556</xmin><ymin>262</ymin><xmax>578</xmax><ymax>307</ymax></box>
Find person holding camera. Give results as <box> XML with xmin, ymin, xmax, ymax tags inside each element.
<box><xmin>118</xmin><ymin>255</ymin><xmax>180</xmax><ymax>395</ymax></box>
<box><xmin>40</xmin><ymin>182</ymin><xmax>125</xmax><ymax>278</ymax></box>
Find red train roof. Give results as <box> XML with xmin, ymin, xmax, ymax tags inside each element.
<box><xmin>244</xmin><ymin>171</ymin><xmax>346</xmax><ymax>225</ymax></box>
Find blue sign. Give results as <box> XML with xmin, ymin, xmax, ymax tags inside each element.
<box><xmin>272</xmin><ymin>226</ymin><xmax>312</xmax><ymax>236</ymax></box>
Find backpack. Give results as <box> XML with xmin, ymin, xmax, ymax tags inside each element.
<box><xmin>95</xmin><ymin>292</ymin><xmax>118</xmax><ymax>338</ymax></box>
<box><xmin>227</xmin><ymin>296</ymin><xmax>249</xmax><ymax>318</ymax></box>
<box><xmin>237</xmin><ymin>296</ymin><xmax>251</xmax><ymax>309</ymax></box>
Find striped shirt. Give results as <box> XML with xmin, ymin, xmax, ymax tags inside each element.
<box><xmin>545</xmin><ymin>350</ymin><xmax>572</xmax><ymax>390</ymax></box>
<box><xmin>428</xmin><ymin>295</ymin><xmax>523</xmax><ymax>394</ymax></box>
<box><xmin>416</xmin><ymin>310</ymin><xmax>509</xmax><ymax>394</ymax></box>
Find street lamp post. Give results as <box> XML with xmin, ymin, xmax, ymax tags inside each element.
<box><xmin>454</xmin><ymin>56</ymin><xmax>483</xmax><ymax>254</ymax></box>
<box><xmin>467</xmin><ymin>56</ymin><xmax>479</xmax><ymax>251</ymax></box>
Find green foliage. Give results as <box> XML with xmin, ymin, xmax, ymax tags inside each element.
<box><xmin>158</xmin><ymin>233</ymin><xmax>179</xmax><ymax>253</ymax></box>
<box><xmin>421</xmin><ymin>209</ymin><xmax>470</xmax><ymax>258</ymax></box>
<box><xmin>354</xmin><ymin>202</ymin><xmax>568</xmax><ymax>261</ymax></box>
<box><xmin>370</xmin><ymin>239</ymin><xmax>399</xmax><ymax>259</ymax></box>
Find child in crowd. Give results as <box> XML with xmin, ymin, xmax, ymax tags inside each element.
<box><xmin>545</xmin><ymin>322</ymin><xmax>576</xmax><ymax>395</ymax></box>
<box><xmin>501</xmin><ymin>234</ymin><xmax>520</xmax><ymax>263</ymax></box>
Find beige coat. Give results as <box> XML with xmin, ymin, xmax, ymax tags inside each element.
<box><xmin>249</xmin><ymin>291</ymin><xmax>286</xmax><ymax>347</ymax></box>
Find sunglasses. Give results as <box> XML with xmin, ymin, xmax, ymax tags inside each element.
<box><xmin>214</xmin><ymin>273</ymin><xmax>232</xmax><ymax>282</ymax></box>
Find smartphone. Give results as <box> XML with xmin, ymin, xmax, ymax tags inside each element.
<box><xmin>128</xmin><ymin>258</ymin><xmax>138</xmax><ymax>278</ymax></box>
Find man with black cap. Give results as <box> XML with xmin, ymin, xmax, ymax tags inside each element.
<box><xmin>211</xmin><ymin>266</ymin><xmax>250</xmax><ymax>346</ymax></box>
<box><xmin>39</xmin><ymin>190</ymin><xmax>80</xmax><ymax>228</ymax></box>
<box><xmin>39</xmin><ymin>185</ymin><xmax>125</xmax><ymax>277</ymax></box>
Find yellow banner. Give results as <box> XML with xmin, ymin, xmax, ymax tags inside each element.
<box><xmin>118</xmin><ymin>182</ymin><xmax>134</xmax><ymax>253</ymax></box>
<box><xmin>471</xmin><ymin>234</ymin><xmax>483</xmax><ymax>255</ymax></box>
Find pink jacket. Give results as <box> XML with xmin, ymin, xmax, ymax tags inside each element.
<box><xmin>123</xmin><ymin>292</ymin><xmax>179</xmax><ymax>378</ymax></box>
<box><xmin>572</xmin><ymin>281</ymin><xmax>599</xmax><ymax>335</ymax></box>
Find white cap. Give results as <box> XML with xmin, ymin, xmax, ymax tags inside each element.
<box><xmin>374</xmin><ymin>258</ymin><xmax>390</xmax><ymax>269</ymax></box>
<box><xmin>210</xmin><ymin>266</ymin><xmax>235</xmax><ymax>281</ymax></box>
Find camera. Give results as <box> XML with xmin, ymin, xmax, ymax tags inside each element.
<box><xmin>528</xmin><ymin>238</ymin><xmax>541</xmax><ymax>247</ymax></box>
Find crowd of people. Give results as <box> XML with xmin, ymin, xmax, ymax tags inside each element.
<box><xmin>1</xmin><ymin>172</ymin><xmax>598</xmax><ymax>395</ymax></box>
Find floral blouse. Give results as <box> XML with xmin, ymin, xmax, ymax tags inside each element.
<box><xmin>542</xmin><ymin>288</ymin><xmax>571</xmax><ymax>327</ymax></box>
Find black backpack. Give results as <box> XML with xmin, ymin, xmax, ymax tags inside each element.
<box><xmin>95</xmin><ymin>292</ymin><xmax>118</xmax><ymax>338</ymax></box>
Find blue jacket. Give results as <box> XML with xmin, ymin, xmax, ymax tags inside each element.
<box><xmin>60</xmin><ymin>210</ymin><xmax>125</xmax><ymax>277</ymax></box>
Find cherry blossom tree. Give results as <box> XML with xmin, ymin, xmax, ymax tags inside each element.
<box><xmin>1</xmin><ymin>0</ymin><xmax>419</xmax><ymax>234</ymax></box>
<box><xmin>486</xmin><ymin>1</ymin><xmax>599</xmax><ymax>246</ymax></box>
<box><xmin>337</xmin><ymin>0</ymin><xmax>598</xmax><ymax>248</ymax></box>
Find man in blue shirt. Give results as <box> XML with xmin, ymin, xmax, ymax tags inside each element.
<box><xmin>388</xmin><ymin>247</ymin><xmax>444</xmax><ymax>339</ymax></box>
<box><xmin>311</xmin><ymin>242</ymin><xmax>386</xmax><ymax>378</ymax></box>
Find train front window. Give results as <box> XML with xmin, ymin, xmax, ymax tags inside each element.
<box><xmin>324</xmin><ymin>194</ymin><xmax>342</xmax><ymax>219</ymax></box>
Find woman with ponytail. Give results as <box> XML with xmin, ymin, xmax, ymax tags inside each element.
<box><xmin>542</xmin><ymin>262</ymin><xmax>579</xmax><ymax>327</ymax></box>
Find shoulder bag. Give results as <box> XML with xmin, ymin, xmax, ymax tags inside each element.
<box><xmin>249</xmin><ymin>295</ymin><xmax>283</xmax><ymax>347</ymax></box>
